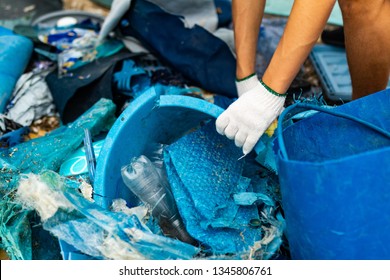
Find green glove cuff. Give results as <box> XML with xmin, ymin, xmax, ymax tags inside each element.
<box><xmin>259</xmin><ymin>79</ymin><xmax>287</xmax><ymax>97</ymax></box>
<box><xmin>235</xmin><ymin>72</ymin><xmax>257</xmax><ymax>82</ymax></box>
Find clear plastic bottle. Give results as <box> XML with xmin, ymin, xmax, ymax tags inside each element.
<box><xmin>121</xmin><ymin>155</ymin><xmax>197</xmax><ymax>246</ymax></box>
<box><xmin>144</xmin><ymin>143</ymin><xmax>166</xmax><ymax>179</ymax></box>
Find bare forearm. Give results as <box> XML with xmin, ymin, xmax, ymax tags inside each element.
<box><xmin>233</xmin><ymin>0</ymin><xmax>266</xmax><ymax>79</ymax></box>
<box><xmin>263</xmin><ymin>0</ymin><xmax>336</xmax><ymax>93</ymax></box>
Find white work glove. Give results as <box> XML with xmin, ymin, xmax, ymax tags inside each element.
<box><xmin>235</xmin><ymin>73</ymin><xmax>260</xmax><ymax>97</ymax></box>
<box><xmin>98</xmin><ymin>0</ymin><xmax>131</xmax><ymax>42</ymax></box>
<box><xmin>216</xmin><ymin>75</ymin><xmax>286</xmax><ymax>155</ymax></box>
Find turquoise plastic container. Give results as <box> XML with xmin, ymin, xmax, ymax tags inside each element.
<box><xmin>275</xmin><ymin>89</ymin><xmax>390</xmax><ymax>259</ymax></box>
<box><xmin>0</xmin><ymin>27</ymin><xmax>33</xmax><ymax>113</ymax></box>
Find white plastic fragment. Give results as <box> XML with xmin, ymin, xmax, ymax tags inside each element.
<box><xmin>16</xmin><ymin>173</ymin><xmax>74</xmax><ymax>221</ymax></box>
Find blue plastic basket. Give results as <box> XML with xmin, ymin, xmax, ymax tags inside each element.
<box><xmin>58</xmin><ymin>86</ymin><xmax>227</xmax><ymax>259</ymax></box>
<box><xmin>274</xmin><ymin>89</ymin><xmax>390</xmax><ymax>259</ymax></box>
<box><xmin>93</xmin><ymin>86</ymin><xmax>224</xmax><ymax>208</ymax></box>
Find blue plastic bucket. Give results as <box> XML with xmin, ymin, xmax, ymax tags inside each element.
<box><xmin>93</xmin><ymin>86</ymin><xmax>224</xmax><ymax>208</ymax></box>
<box><xmin>275</xmin><ymin>89</ymin><xmax>390</xmax><ymax>259</ymax></box>
<box><xmin>59</xmin><ymin>86</ymin><xmax>225</xmax><ymax>259</ymax></box>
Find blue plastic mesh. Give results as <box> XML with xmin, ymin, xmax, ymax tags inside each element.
<box><xmin>16</xmin><ymin>171</ymin><xmax>199</xmax><ymax>260</ymax></box>
<box><xmin>0</xmin><ymin>98</ymin><xmax>116</xmax><ymax>259</ymax></box>
<box><xmin>164</xmin><ymin>121</ymin><xmax>262</xmax><ymax>254</ymax></box>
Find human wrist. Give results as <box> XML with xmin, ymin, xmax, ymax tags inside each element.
<box><xmin>235</xmin><ymin>73</ymin><xmax>260</xmax><ymax>97</ymax></box>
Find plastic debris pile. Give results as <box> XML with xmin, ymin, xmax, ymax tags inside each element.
<box><xmin>1</xmin><ymin>0</ymin><xmax>327</xmax><ymax>260</ymax></box>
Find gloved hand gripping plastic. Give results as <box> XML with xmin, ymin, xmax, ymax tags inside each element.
<box><xmin>216</xmin><ymin>76</ymin><xmax>286</xmax><ymax>155</ymax></box>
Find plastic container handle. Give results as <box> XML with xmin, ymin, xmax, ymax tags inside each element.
<box><xmin>277</xmin><ymin>103</ymin><xmax>390</xmax><ymax>160</ymax></box>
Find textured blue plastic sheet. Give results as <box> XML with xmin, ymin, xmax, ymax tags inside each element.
<box><xmin>164</xmin><ymin>121</ymin><xmax>261</xmax><ymax>254</ymax></box>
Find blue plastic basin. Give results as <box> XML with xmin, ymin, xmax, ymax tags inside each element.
<box><xmin>93</xmin><ymin>86</ymin><xmax>224</xmax><ymax>208</ymax></box>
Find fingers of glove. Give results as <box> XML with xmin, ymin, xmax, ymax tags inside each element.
<box><xmin>242</xmin><ymin>132</ymin><xmax>263</xmax><ymax>155</ymax></box>
<box><xmin>234</xmin><ymin>130</ymin><xmax>247</xmax><ymax>148</ymax></box>
<box><xmin>224</xmin><ymin>123</ymin><xmax>239</xmax><ymax>140</ymax></box>
<box><xmin>99</xmin><ymin>0</ymin><xmax>130</xmax><ymax>40</ymax></box>
<box><xmin>215</xmin><ymin>113</ymin><xmax>230</xmax><ymax>135</ymax></box>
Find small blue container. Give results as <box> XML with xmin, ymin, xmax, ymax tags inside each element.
<box><xmin>274</xmin><ymin>89</ymin><xmax>390</xmax><ymax>259</ymax></box>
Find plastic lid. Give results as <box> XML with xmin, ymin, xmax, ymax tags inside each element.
<box><xmin>56</xmin><ymin>16</ymin><xmax>78</xmax><ymax>28</ymax></box>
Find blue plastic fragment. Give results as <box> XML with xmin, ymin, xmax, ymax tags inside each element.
<box><xmin>83</xmin><ymin>128</ymin><xmax>96</xmax><ymax>184</ymax></box>
<box><xmin>233</xmin><ymin>192</ymin><xmax>275</xmax><ymax>207</ymax></box>
<box><xmin>113</xmin><ymin>59</ymin><xmax>151</xmax><ymax>97</ymax></box>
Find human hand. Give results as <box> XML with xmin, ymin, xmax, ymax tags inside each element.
<box><xmin>216</xmin><ymin>76</ymin><xmax>286</xmax><ymax>155</ymax></box>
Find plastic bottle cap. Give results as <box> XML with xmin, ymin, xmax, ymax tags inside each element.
<box><xmin>56</xmin><ymin>17</ymin><xmax>78</xmax><ymax>28</ymax></box>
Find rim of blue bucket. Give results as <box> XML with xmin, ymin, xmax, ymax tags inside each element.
<box><xmin>277</xmin><ymin>145</ymin><xmax>390</xmax><ymax>166</ymax></box>
<box><xmin>276</xmin><ymin>102</ymin><xmax>390</xmax><ymax>164</ymax></box>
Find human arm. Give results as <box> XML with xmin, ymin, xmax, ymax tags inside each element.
<box><xmin>262</xmin><ymin>0</ymin><xmax>336</xmax><ymax>93</ymax></box>
<box><xmin>217</xmin><ymin>0</ymin><xmax>336</xmax><ymax>155</ymax></box>
<box><xmin>233</xmin><ymin>0</ymin><xmax>266</xmax><ymax>81</ymax></box>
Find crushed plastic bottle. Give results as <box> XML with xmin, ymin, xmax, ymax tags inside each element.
<box><xmin>121</xmin><ymin>155</ymin><xmax>198</xmax><ymax>246</ymax></box>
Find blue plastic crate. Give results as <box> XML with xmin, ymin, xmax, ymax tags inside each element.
<box><xmin>310</xmin><ymin>44</ymin><xmax>390</xmax><ymax>102</ymax></box>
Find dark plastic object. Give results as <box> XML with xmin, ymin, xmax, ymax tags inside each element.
<box><xmin>321</xmin><ymin>27</ymin><xmax>345</xmax><ymax>48</ymax></box>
